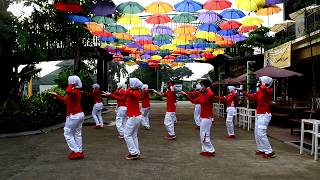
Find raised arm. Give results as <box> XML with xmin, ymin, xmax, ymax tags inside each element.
<box><xmin>242</xmin><ymin>90</ymin><xmax>257</xmax><ymax>100</ymax></box>
<box><xmin>153</xmin><ymin>90</ymin><xmax>164</xmax><ymax>96</ymax></box>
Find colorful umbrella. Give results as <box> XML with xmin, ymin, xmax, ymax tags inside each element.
<box><xmin>219</xmin><ymin>20</ymin><xmax>242</xmax><ymax>30</ymax></box>
<box><xmin>154</xmin><ymin>34</ymin><xmax>174</xmax><ymax>41</ymax></box>
<box><xmin>99</xmin><ymin>36</ymin><xmax>115</xmax><ymax>42</ymax></box>
<box><xmin>153</xmin><ymin>40</ymin><xmax>171</xmax><ymax>46</ymax></box>
<box><xmin>174</xmin><ymin>25</ymin><xmax>197</xmax><ymax>34</ymax></box>
<box><xmin>106</xmin><ymin>25</ymin><xmax>127</xmax><ymax>33</ymax></box>
<box><xmin>241</xmin><ymin>17</ymin><xmax>264</xmax><ymax>26</ymax></box>
<box><xmin>198</xmin><ymin>11</ymin><xmax>221</xmax><ymax>23</ymax></box>
<box><xmin>158</xmin><ymin>49</ymin><xmax>171</xmax><ymax>56</ymax></box>
<box><xmin>145</xmin><ymin>1</ymin><xmax>173</xmax><ymax>14</ymax></box>
<box><xmin>198</xmin><ymin>23</ymin><xmax>220</xmax><ymax>32</ymax></box>
<box><xmin>127</xmin><ymin>43</ymin><xmax>143</xmax><ymax>49</ymax></box>
<box><xmin>143</xmin><ymin>44</ymin><xmax>160</xmax><ymax>51</ymax></box>
<box><xmin>238</xmin><ymin>25</ymin><xmax>257</xmax><ymax>33</ymax></box>
<box><xmin>224</xmin><ymin>34</ymin><xmax>248</xmax><ymax>42</ymax></box>
<box><xmin>116</xmin><ymin>2</ymin><xmax>144</xmax><ymax>14</ymax></box>
<box><xmin>151</xmin><ymin>55</ymin><xmax>163</xmax><ymax>60</ymax></box>
<box><xmin>172</xmin><ymin>39</ymin><xmax>191</xmax><ymax>45</ymax></box>
<box><xmin>235</xmin><ymin>0</ymin><xmax>265</xmax><ymax>11</ymax></box>
<box><xmin>217</xmin><ymin>29</ymin><xmax>238</xmax><ymax>36</ymax></box>
<box><xmin>129</xmin><ymin>27</ymin><xmax>151</xmax><ymax>35</ymax></box>
<box><xmin>67</xmin><ymin>15</ymin><xmax>91</xmax><ymax>23</ymax></box>
<box><xmin>256</xmin><ymin>5</ymin><xmax>282</xmax><ymax>16</ymax></box>
<box><xmin>202</xmin><ymin>52</ymin><xmax>217</xmax><ymax>59</ymax></box>
<box><xmin>114</xmin><ymin>33</ymin><xmax>133</xmax><ymax>40</ymax></box>
<box><xmin>151</xmin><ymin>26</ymin><xmax>173</xmax><ymax>35</ymax></box>
<box><xmin>92</xmin><ymin>16</ymin><xmax>115</xmax><ymax>24</ymax></box>
<box><xmin>86</xmin><ymin>22</ymin><xmax>104</xmax><ymax>32</ymax></box>
<box><xmin>174</xmin><ymin>0</ymin><xmax>203</xmax><ymax>12</ymax></box>
<box><xmin>141</xmin><ymin>54</ymin><xmax>151</xmax><ymax>60</ymax></box>
<box><xmin>195</xmin><ymin>31</ymin><xmax>216</xmax><ymax>39</ymax></box>
<box><xmin>160</xmin><ymin>44</ymin><xmax>177</xmax><ymax>51</ymax></box>
<box><xmin>92</xmin><ymin>0</ymin><xmax>116</xmax><ymax>16</ymax></box>
<box><xmin>117</xmin><ymin>15</ymin><xmax>142</xmax><ymax>25</ymax></box>
<box><xmin>134</xmin><ymin>35</ymin><xmax>153</xmax><ymax>41</ymax></box>
<box><xmin>145</xmin><ymin>14</ymin><xmax>171</xmax><ymax>24</ymax></box>
<box><xmin>216</xmin><ymin>39</ymin><xmax>234</xmax><ymax>47</ymax></box>
<box><xmin>91</xmin><ymin>30</ymin><xmax>112</xmax><ymax>37</ymax></box>
<box><xmin>54</xmin><ymin>2</ymin><xmax>83</xmax><ymax>13</ymax></box>
<box><xmin>135</xmin><ymin>40</ymin><xmax>153</xmax><ymax>45</ymax></box>
<box><xmin>176</xmin><ymin>34</ymin><xmax>196</xmax><ymax>41</ymax></box>
<box><xmin>172</xmin><ymin>13</ymin><xmax>197</xmax><ymax>23</ymax></box>
<box><xmin>265</xmin><ymin>0</ymin><xmax>283</xmax><ymax>5</ymax></box>
<box><xmin>220</xmin><ymin>9</ymin><xmax>246</xmax><ymax>19</ymax></box>
<box><xmin>203</xmin><ymin>0</ymin><xmax>232</xmax><ymax>10</ymax></box>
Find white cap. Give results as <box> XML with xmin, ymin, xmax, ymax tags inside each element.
<box><xmin>142</xmin><ymin>84</ymin><xmax>148</xmax><ymax>90</ymax></box>
<box><xmin>195</xmin><ymin>84</ymin><xmax>202</xmax><ymax>90</ymax></box>
<box><xmin>227</xmin><ymin>86</ymin><xmax>236</xmax><ymax>92</ymax></box>
<box><xmin>259</xmin><ymin>76</ymin><xmax>273</xmax><ymax>86</ymax></box>
<box><xmin>129</xmin><ymin>78</ymin><xmax>143</xmax><ymax>89</ymax></box>
<box><xmin>68</xmin><ymin>75</ymin><xmax>82</xmax><ymax>88</ymax></box>
<box><xmin>117</xmin><ymin>82</ymin><xmax>125</xmax><ymax>89</ymax></box>
<box><xmin>92</xmin><ymin>83</ymin><xmax>100</xmax><ymax>89</ymax></box>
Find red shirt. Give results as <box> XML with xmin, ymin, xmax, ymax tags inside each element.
<box><xmin>109</xmin><ymin>88</ymin><xmax>126</xmax><ymax>107</ymax></box>
<box><xmin>55</xmin><ymin>85</ymin><xmax>83</xmax><ymax>116</ymax></box>
<box><xmin>141</xmin><ymin>90</ymin><xmax>150</xmax><ymax>108</ymax></box>
<box><xmin>91</xmin><ymin>89</ymin><xmax>102</xmax><ymax>104</ymax></box>
<box><xmin>186</xmin><ymin>90</ymin><xmax>201</xmax><ymax>98</ymax></box>
<box><xmin>188</xmin><ymin>88</ymin><xmax>215</xmax><ymax>119</ymax></box>
<box><xmin>243</xmin><ymin>84</ymin><xmax>272</xmax><ymax>114</ymax></box>
<box><xmin>125</xmin><ymin>89</ymin><xmax>141</xmax><ymax>117</ymax></box>
<box><xmin>164</xmin><ymin>90</ymin><xmax>176</xmax><ymax>112</ymax></box>
<box><xmin>216</xmin><ymin>91</ymin><xmax>237</xmax><ymax>107</ymax></box>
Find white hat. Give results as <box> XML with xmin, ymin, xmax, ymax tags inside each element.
<box><xmin>117</xmin><ymin>82</ymin><xmax>125</xmax><ymax>89</ymax></box>
<box><xmin>227</xmin><ymin>86</ymin><xmax>236</xmax><ymax>92</ymax></box>
<box><xmin>129</xmin><ymin>78</ymin><xmax>143</xmax><ymax>89</ymax></box>
<box><xmin>259</xmin><ymin>76</ymin><xmax>273</xmax><ymax>86</ymax></box>
<box><xmin>142</xmin><ymin>84</ymin><xmax>148</xmax><ymax>90</ymax></box>
<box><xmin>195</xmin><ymin>84</ymin><xmax>202</xmax><ymax>90</ymax></box>
<box><xmin>68</xmin><ymin>75</ymin><xmax>82</xmax><ymax>88</ymax></box>
<box><xmin>92</xmin><ymin>83</ymin><xmax>100</xmax><ymax>89</ymax></box>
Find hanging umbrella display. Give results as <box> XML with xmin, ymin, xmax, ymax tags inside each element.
<box><xmin>265</xmin><ymin>0</ymin><xmax>283</xmax><ymax>5</ymax></box>
<box><xmin>160</xmin><ymin>44</ymin><xmax>177</xmax><ymax>51</ymax></box>
<box><xmin>67</xmin><ymin>15</ymin><xmax>91</xmax><ymax>23</ymax></box>
<box><xmin>172</xmin><ymin>13</ymin><xmax>197</xmax><ymax>23</ymax></box>
<box><xmin>134</xmin><ymin>35</ymin><xmax>153</xmax><ymax>41</ymax></box>
<box><xmin>174</xmin><ymin>0</ymin><xmax>203</xmax><ymax>12</ymax></box>
<box><xmin>106</xmin><ymin>24</ymin><xmax>127</xmax><ymax>33</ymax></box>
<box><xmin>176</xmin><ymin>34</ymin><xmax>196</xmax><ymax>41</ymax></box>
<box><xmin>143</xmin><ymin>44</ymin><xmax>160</xmax><ymax>51</ymax></box>
<box><xmin>116</xmin><ymin>1</ymin><xmax>144</xmax><ymax>14</ymax></box>
<box><xmin>99</xmin><ymin>36</ymin><xmax>115</xmax><ymax>42</ymax></box>
<box><xmin>92</xmin><ymin>0</ymin><xmax>116</xmax><ymax>16</ymax></box>
<box><xmin>203</xmin><ymin>0</ymin><xmax>232</xmax><ymax>10</ymax></box>
<box><xmin>146</xmin><ymin>14</ymin><xmax>171</xmax><ymax>24</ymax></box>
<box><xmin>198</xmin><ymin>11</ymin><xmax>221</xmax><ymax>23</ymax></box>
<box><xmin>217</xmin><ymin>29</ymin><xmax>238</xmax><ymax>36</ymax></box>
<box><xmin>241</xmin><ymin>17</ymin><xmax>264</xmax><ymax>26</ymax></box>
<box><xmin>195</xmin><ymin>31</ymin><xmax>216</xmax><ymax>39</ymax></box>
<box><xmin>174</xmin><ymin>25</ymin><xmax>197</xmax><ymax>34</ymax></box>
<box><xmin>199</xmin><ymin>23</ymin><xmax>220</xmax><ymax>32</ymax></box>
<box><xmin>172</xmin><ymin>39</ymin><xmax>191</xmax><ymax>45</ymax></box>
<box><xmin>129</xmin><ymin>27</ymin><xmax>151</xmax><ymax>35</ymax></box>
<box><xmin>114</xmin><ymin>33</ymin><xmax>133</xmax><ymax>40</ymax></box>
<box><xmin>175</xmin><ymin>55</ymin><xmax>191</xmax><ymax>62</ymax></box>
<box><xmin>86</xmin><ymin>22</ymin><xmax>104</xmax><ymax>32</ymax></box>
<box><xmin>117</xmin><ymin>15</ymin><xmax>142</xmax><ymax>25</ymax></box>
<box><xmin>141</xmin><ymin>54</ymin><xmax>151</xmax><ymax>60</ymax></box>
<box><xmin>127</xmin><ymin>43</ymin><xmax>143</xmax><ymax>49</ymax></box>
<box><xmin>91</xmin><ymin>30</ymin><xmax>113</xmax><ymax>37</ymax></box>
<box><xmin>219</xmin><ymin>20</ymin><xmax>242</xmax><ymax>30</ymax></box>
<box><xmin>151</xmin><ymin>26</ymin><xmax>173</xmax><ymax>35</ymax></box>
<box><xmin>216</xmin><ymin>39</ymin><xmax>234</xmax><ymax>47</ymax></box>
<box><xmin>92</xmin><ymin>16</ymin><xmax>115</xmax><ymax>24</ymax></box>
<box><xmin>220</xmin><ymin>9</ymin><xmax>246</xmax><ymax>19</ymax></box>
<box><xmin>54</xmin><ymin>2</ymin><xmax>83</xmax><ymax>13</ymax></box>
<box><xmin>202</xmin><ymin>52</ymin><xmax>217</xmax><ymax>59</ymax></box>
<box><xmin>151</xmin><ymin>55</ymin><xmax>163</xmax><ymax>60</ymax></box>
<box><xmin>153</xmin><ymin>40</ymin><xmax>171</xmax><ymax>46</ymax></box>
<box><xmin>145</xmin><ymin>1</ymin><xmax>173</xmax><ymax>14</ymax></box>
<box><xmin>224</xmin><ymin>34</ymin><xmax>247</xmax><ymax>42</ymax></box>
<box><xmin>158</xmin><ymin>49</ymin><xmax>171</xmax><ymax>56</ymax></box>
<box><xmin>154</xmin><ymin>34</ymin><xmax>174</xmax><ymax>41</ymax></box>
<box><xmin>256</xmin><ymin>5</ymin><xmax>282</xmax><ymax>16</ymax></box>
<box><xmin>238</xmin><ymin>25</ymin><xmax>257</xmax><ymax>33</ymax></box>
<box><xmin>235</xmin><ymin>0</ymin><xmax>265</xmax><ymax>11</ymax></box>
<box><xmin>135</xmin><ymin>40</ymin><xmax>153</xmax><ymax>45</ymax></box>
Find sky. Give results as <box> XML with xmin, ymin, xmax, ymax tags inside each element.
<box><xmin>9</xmin><ymin>0</ymin><xmax>284</xmax><ymax>80</ymax></box>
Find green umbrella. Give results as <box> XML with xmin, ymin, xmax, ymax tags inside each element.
<box><xmin>117</xmin><ymin>39</ymin><xmax>132</xmax><ymax>44</ymax></box>
<box><xmin>116</xmin><ymin>2</ymin><xmax>144</xmax><ymax>14</ymax></box>
<box><xmin>193</xmin><ymin>38</ymin><xmax>208</xmax><ymax>44</ymax></box>
<box><xmin>172</xmin><ymin>13</ymin><xmax>197</xmax><ymax>23</ymax></box>
<box><xmin>158</xmin><ymin>49</ymin><xmax>171</xmax><ymax>57</ymax></box>
<box><xmin>106</xmin><ymin>25</ymin><xmax>128</xmax><ymax>33</ymax></box>
<box><xmin>92</xmin><ymin>16</ymin><xmax>115</xmax><ymax>24</ymax></box>
<box><xmin>153</xmin><ymin>34</ymin><xmax>174</xmax><ymax>41</ymax></box>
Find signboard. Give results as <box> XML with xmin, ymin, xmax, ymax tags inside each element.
<box><xmin>264</xmin><ymin>41</ymin><xmax>292</xmax><ymax>68</ymax></box>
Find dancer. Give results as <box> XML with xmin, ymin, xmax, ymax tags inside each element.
<box><xmin>153</xmin><ymin>81</ymin><xmax>177</xmax><ymax>140</ymax></box>
<box><xmin>50</xmin><ymin>75</ymin><xmax>85</xmax><ymax>160</ymax></box>
<box><xmin>182</xmin><ymin>79</ymin><xmax>216</xmax><ymax>157</ymax></box>
<box><xmin>185</xmin><ymin>84</ymin><xmax>202</xmax><ymax>129</ymax></box>
<box><xmin>91</xmin><ymin>83</ymin><xmax>104</xmax><ymax>129</ymax></box>
<box><xmin>141</xmin><ymin>84</ymin><xmax>151</xmax><ymax>130</ymax></box>
<box><xmin>215</xmin><ymin>86</ymin><xmax>237</xmax><ymax>138</ymax></box>
<box><xmin>104</xmin><ymin>82</ymin><xmax>127</xmax><ymax>139</ymax></box>
<box><xmin>241</xmin><ymin>76</ymin><xmax>275</xmax><ymax>158</ymax></box>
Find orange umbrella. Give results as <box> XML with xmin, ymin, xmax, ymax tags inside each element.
<box><xmin>86</xmin><ymin>22</ymin><xmax>104</xmax><ymax>32</ymax></box>
<box><xmin>143</xmin><ymin>44</ymin><xmax>160</xmax><ymax>51</ymax></box>
<box><xmin>238</xmin><ymin>25</ymin><xmax>257</xmax><ymax>33</ymax></box>
<box><xmin>174</xmin><ymin>25</ymin><xmax>197</xmax><ymax>34</ymax></box>
<box><xmin>256</xmin><ymin>5</ymin><xmax>282</xmax><ymax>16</ymax></box>
<box><xmin>145</xmin><ymin>14</ymin><xmax>171</xmax><ymax>24</ymax></box>
<box><xmin>114</xmin><ymin>33</ymin><xmax>133</xmax><ymax>40</ymax></box>
<box><xmin>176</xmin><ymin>34</ymin><xmax>196</xmax><ymax>41</ymax></box>
<box><xmin>216</xmin><ymin>40</ymin><xmax>234</xmax><ymax>47</ymax></box>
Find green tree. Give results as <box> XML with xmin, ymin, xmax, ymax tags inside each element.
<box><xmin>171</xmin><ymin>66</ymin><xmax>193</xmax><ymax>83</ymax></box>
<box><xmin>242</xmin><ymin>26</ymin><xmax>273</xmax><ymax>54</ymax></box>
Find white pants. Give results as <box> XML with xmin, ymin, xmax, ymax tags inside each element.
<box><xmin>92</xmin><ymin>102</ymin><xmax>104</xmax><ymax>126</ymax></box>
<box><xmin>64</xmin><ymin>112</ymin><xmax>85</xmax><ymax>153</ymax></box>
<box><xmin>124</xmin><ymin>116</ymin><xmax>142</xmax><ymax>155</ymax></box>
<box><xmin>164</xmin><ymin>112</ymin><xmax>176</xmax><ymax>136</ymax></box>
<box><xmin>200</xmin><ymin>118</ymin><xmax>215</xmax><ymax>153</ymax></box>
<box><xmin>255</xmin><ymin>113</ymin><xmax>273</xmax><ymax>154</ymax></box>
<box><xmin>194</xmin><ymin>104</ymin><xmax>201</xmax><ymax>126</ymax></box>
<box><xmin>141</xmin><ymin>107</ymin><xmax>150</xmax><ymax>128</ymax></box>
<box><xmin>226</xmin><ymin>107</ymin><xmax>236</xmax><ymax>135</ymax></box>
<box><xmin>116</xmin><ymin>106</ymin><xmax>127</xmax><ymax>136</ymax></box>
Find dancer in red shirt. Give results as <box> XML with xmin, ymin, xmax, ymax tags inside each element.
<box><xmin>91</xmin><ymin>83</ymin><xmax>104</xmax><ymax>129</ymax></box>
<box><xmin>185</xmin><ymin>84</ymin><xmax>202</xmax><ymax>129</ymax></box>
<box><xmin>182</xmin><ymin>79</ymin><xmax>216</xmax><ymax>157</ymax></box>
<box><xmin>215</xmin><ymin>86</ymin><xmax>238</xmax><ymax>138</ymax></box>
<box><xmin>153</xmin><ymin>81</ymin><xmax>177</xmax><ymax>140</ymax></box>
<box><xmin>242</xmin><ymin>76</ymin><xmax>275</xmax><ymax>158</ymax></box>
<box><xmin>50</xmin><ymin>75</ymin><xmax>85</xmax><ymax>160</ymax></box>
<box><xmin>141</xmin><ymin>84</ymin><xmax>151</xmax><ymax>130</ymax></box>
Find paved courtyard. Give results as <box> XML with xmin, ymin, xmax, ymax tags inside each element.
<box><xmin>0</xmin><ymin>102</ymin><xmax>319</xmax><ymax>180</ymax></box>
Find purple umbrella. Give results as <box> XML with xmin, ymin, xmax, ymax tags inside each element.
<box><xmin>134</xmin><ymin>35</ymin><xmax>153</xmax><ymax>41</ymax></box>
<box><xmin>198</xmin><ymin>11</ymin><xmax>221</xmax><ymax>23</ymax></box>
<box><xmin>217</xmin><ymin>29</ymin><xmax>238</xmax><ymax>36</ymax></box>
<box><xmin>151</xmin><ymin>26</ymin><xmax>173</xmax><ymax>35</ymax></box>
<box><xmin>141</xmin><ymin>54</ymin><xmax>151</xmax><ymax>60</ymax></box>
<box><xmin>224</xmin><ymin>34</ymin><xmax>247</xmax><ymax>42</ymax></box>
<box><xmin>126</xmin><ymin>43</ymin><xmax>142</xmax><ymax>49</ymax></box>
<box><xmin>92</xmin><ymin>0</ymin><xmax>116</xmax><ymax>16</ymax></box>
<box><xmin>190</xmin><ymin>54</ymin><xmax>201</xmax><ymax>59</ymax></box>
<box><xmin>266</xmin><ymin>0</ymin><xmax>284</xmax><ymax>5</ymax></box>
<box><xmin>144</xmin><ymin>51</ymin><xmax>158</xmax><ymax>55</ymax></box>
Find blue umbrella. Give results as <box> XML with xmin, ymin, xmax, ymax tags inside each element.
<box><xmin>67</xmin><ymin>15</ymin><xmax>91</xmax><ymax>23</ymax></box>
<box><xmin>141</xmin><ymin>54</ymin><xmax>151</xmax><ymax>60</ymax></box>
<box><xmin>99</xmin><ymin>36</ymin><xmax>115</xmax><ymax>42</ymax></box>
<box><xmin>266</xmin><ymin>0</ymin><xmax>284</xmax><ymax>5</ymax></box>
<box><xmin>92</xmin><ymin>0</ymin><xmax>116</xmax><ymax>16</ymax></box>
<box><xmin>174</xmin><ymin>0</ymin><xmax>203</xmax><ymax>12</ymax></box>
<box><xmin>177</xmin><ymin>44</ymin><xmax>194</xmax><ymax>49</ymax></box>
<box><xmin>198</xmin><ymin>23</ymin><xmax>220</xmax><ymax>32</ymax></box>
<box><xmin>220</xmin><ymin>9</ymin><xmax>246</xmax><ymax>19</ymax></box>
<box><xmin>217</xmin><ymin>29</ymin><xmax>238</xmax><ymax>36</ymax></box>
<box><xmin>134</xmin><ymin>35</ymin><xmax>153</xmax><ymax>41</ymax></box>
<box><xmin>224</xmin><ymin>34</ymin><xmax>248</xmax><ymax>42</ymax></box>
<box><xmin>153</xmin><ymin>40</ymin><xmax>171</xmax><ymax>46</ymax></box>
<box><xmin>139</xmin><ymin>62</ymin><xmax>149</xmax><ymax>68</ymax></box>
<box><xmin>175</xmin><ymin>55</ymin><xmax>190</xmax><ymax>62</ymax></box>
<box><xmin>127</xmin><ymin>43</ymin><xmax>142</xmax><ymax>49</ymax></box>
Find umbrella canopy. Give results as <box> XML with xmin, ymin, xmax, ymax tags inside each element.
<box><xmin>116</xmin><ymin>1</ymin><xmax>144</xmax><ymax>14</ymax></box>
<box><xmin>238</xmin><ymin>25</ymin><xmax>257</xmax><ymax>33</ymax></box>
<box><xmin>256</xmin><ymin>5</ymin><xmax>282</xmax><ymax>16</ymax></box>
<box><xmin>198</xmin><ymin>11</ymin><xmax>221</xmax><ymax>23</ymax></box>
<box><xmin>129</xmin><ymin>27</ymin><xmax>151</xmax><ymax>35</ymax></box>
<box><xmin>143</xmin><ymin>44</ymin><xmax>160</xmax><ymax>51</ymax></box>
<box><xmin>92</xmin><ymin>16</ymin><xmax>114</xmax><ymax>24</ymax></box>
<box><xmin>151</xmin><ymin>26</ymin><xmax>173</xmax><ymax>35</ymax></box>
<box><xmin>216</xmin><ymin>39</ymin><xmax>234</xmax><ymax>47</ymax></box>
<box><xmin>266</xmin><ymin>0</ymin><xmax>284</xmax><ymax>5</ymax></box>
<box><xmin>135</xmin><ymin>40</ymin><xmax>153</xmax><ymax>45</ymax></box>
<box><xmin>99</xmin><ymin>36</ymin><xmax>115</xmax><ymax>42</ymax></box>
<box><xmin>117</xmin><ymin>14</ymin><xmax>142</xmax><ymax>25</ymax></box>
<box><xmin>67</xmin><ymin>15</ymin><xmax>91</xmax><ymax>23</ymax></box>
<box><xmin>176</xmin><ymin>34</ymin><xmax>197</xmax><ymax>41</ymax></box>
<box><xmin>86</xmin><ymin>22</ymin><xmax>104</xmax><ymax>32</ymax></box>
<box><xmin>154</xmin><ymin>34</ymin><xmax>174</xmax><ymax>41</ymax></box>
<box><xmin>106</xmin><ymin>24</ymin><xmax>127</xmax><ymax>33</ymax></box>
<box><xmin>217</xmin><ymin>29</ymin><xmax>237</xmax><ymax>36</ymax></box>
<box><xmin>172</xmin><ymin>39</ymin><xmax>191</xmax><ymax>45</ymax></box>
<box><xmin>114</xmin><ymin>33</ymin><xmax>133</xmax><ymax>40</ymax></box>
<box><xmin>134</xmin><ymin>35</ymin><xmax>153</xmax><ymax>41</ymax></box>
<box><xmin>241</xmin><ymin>17</ymin><xmax>264</xmax><ymax>26</ymax></box>
<box><xmin>145</xmin><ymin>1</ymin><xmax>173</xmax><ymax>14</ymax></box>
<box><xmin>235</xmin><ymin>0</ymin><xmax>265</xmax><ymax>11</ymax></box>
<box><xmin>174</xmin><ymin>0</ymin><xmax>203</xmax><ymax>12</ymax></box>
<box><xmin>54</xmin><ymin>2</ymin><xmax>83</xmax><ymax>13</ymax></box>
<box><xmin>92</xmin><ymin>0</ymin><xmax>116</xmax><ymax>16</ymax></box>
<box><xmin>224</xmin><ymin>34</ymin><xmax>247</xmax><ymax>42</ymax></box>
<box><xmin>91</xmin><ymin>30</ymin><xmax>112</xmax><ymax>37</ymax></box>
<box><xmin>203</xmin><ymin>0</ymin><xmax>232</xmax><ymax>10</ymax></box>
<box><xmin>161</xmin><ymin>44</ymin><xmax>177</xmax><ymax>51</ymax></box>
<box><xmin>219</xmin><ymin>20</ymin><xmax>242</xmax><ymax>30</ymax></box>
<box><xmin>172</xmin><ymin>13</ymin><xmax>197</xmax><ymax>23</ymax></box>
<box><xmin>198</xmin><ymin>23</ymin><xmax>220</xmax><ymax>32</ymax></box>
<box><xmin>153</xmin><ymin>40</ymin><xmax>171</xmax><ymax>46</ymax></box>
<box><xmin>220</xmin><ymin>9</ymin><xmax>246</xmax><ymax>19</ymax></box>
<box><xmin>174</xmin><ymin>25</ymin><xmax>197</xmax><ymax>34</ymax></box>
<box><xmin>270</xmin><ymin>20</ymin><xmax>295</xmax><ymax>32</ymax></box>
<box><xmin>151</xmin><ymin>55</ymin><xmax>163</xmax><ymax>60</ymax></box>
<box><xmin>146</xmin><ymin>14</ymin><xmax>171</xmax><ymax>24</ymax></box>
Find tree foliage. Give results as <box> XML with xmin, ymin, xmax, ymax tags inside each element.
<box><xmin>242</xmin><ymin>26</ymin><xmax>273</xmax><ymax>54</ymax></box>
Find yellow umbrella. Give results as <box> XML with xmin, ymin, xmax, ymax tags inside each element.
<box><xmin>151</xmin><ymin>55</ymin><xmax>163</xmax><ymax>60</ymax></box>
<box><xmin>108</xmin><ymin>43</ymin><xmax>125</xmax><ymax>48</ymax></box>
<box><xmin>256</xmin><ymin>5</ymin><xmax>282</xmax><ymax>16</ymax></box>
<box><xmin>207</xmin><ymin>34</ymin><xmax>224</xmax><ymax>42</ymax></box>
<box><xmin>100</xmin><ymin>43</ymin><xmax>108</xmax><ymax>48</ymax></box>
<box><xmin>114</xmin><ymin>33</ymin><xmax>133</xmax><ymax>40</ymax></box>
<box><xmin>129</xmin><ymin>27</ymin><xmax>151</xmax><ymax>35</ymax></box>
<box><xmin>213</xmin><ymin>48</ymin><xmax>225</xmax><ymax>55</ymax></box>
<box><xmin>143</xmin><ymin>44</ymin><xmax>159</xmax><ymax>51</ymax></box>
<box><xmin>172</xmin><ymin>39</ymin><xmax>190</xmax><ymax>45</ymax></box>
<box><xmin>160</xmin><ymin>44</ymin><xmax>177</xmax><ymax>51</ymax></box>
<box><xmin>174</xmin><ymin>25</ymin><xmax>196</xmax><ymax>34</ymax></box>
<box><xmin>125</xmin><ymin>61</ymin><xmax>137</xmax><ymax>66</ymax></box>
<box><xmin>203</xmin><ymin>48</ymin><xmax>214</xmax><ymax>53</ymax></box>
<box><xmin>176</xmin><ymin>34</ymin><xmax>196</xmax><ymax>41</ymax></box>
<box><xmin>241</xmin><ymin>17</ymin><xmax>264</xmax><ymax>26</ymax></box>
<box><xmin>195</xmin><ymin>31</ymin><xmax>216</xmax><ymax>39</ymax></box>
<box><xmin>117</xmin><ymin>14</ymin><xmax>142</xmax><ymax>25</ymax></box>
<box><xmin>235</xmin><ymin>0</ymin><xmax>265</xmax><ymax>11</ymax></box>
<box><xmin>145</xmin><ymin>1</ymin><xmax>173</xmax><ymax>14</ymax></box>
<box><xmin>86</xmin><ymin>22</ymin><xmax>104</xmax><ymax>32</ymax></box>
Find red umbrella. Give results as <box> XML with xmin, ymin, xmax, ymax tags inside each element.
<box><xmin>146</xmin><ymin>14</ymin><xmax>171</xmax><ymax>24</ymax></box>
<box><xmin>204</xmin><ymin>0</ymin><xmax>232</xmax><ymax>10</ymax></box>
<box><xmin>202</xmin><ymin>52</ymin><xmax>217</xmax><ymax>59</ymax></box>
<box><xmin>163</xmin><ymin>55</ymin><xmax>176</xmax><ymax>60</ymax></box>
<box><xmin>219</xmin><ymin>20</ymin><xmax>242</xmax><ymax>30</ymax></box>
<box><xmin>91</xmin><ymin>31</ymin><xmax>112</xmax><ymax>37</ymax></box>
<box><xmin>238</xmin><ymin>25</ymin><xmax>257</xmax><ymax>33</ymax></box>
<box><xmin>135</xmin><ymin>40</ymin><xmax>153</xmax><ymax>45</ymax></box>
<box><xmin>53</xmin><ymin>2</ymin><xmax>83</xmax><ymax>13</ymax></box>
